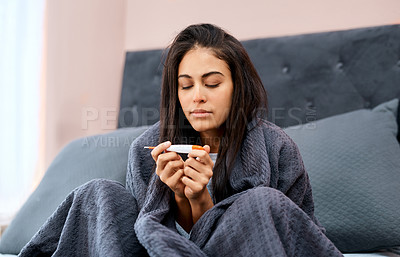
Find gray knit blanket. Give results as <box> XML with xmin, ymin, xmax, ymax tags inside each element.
<box><xmin>19</xmin><ymin>120</ymin><xmax>343</xmax><ymax>257</ymax></box>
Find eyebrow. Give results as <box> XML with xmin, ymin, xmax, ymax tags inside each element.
<box><xmin>178</xmin><ymin>71</ymin><xmax>224</xmax><ymax>79</ymax></box>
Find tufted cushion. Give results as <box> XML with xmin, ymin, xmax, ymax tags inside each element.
<box><xmin>0</xmin><ymin>126</ymin><xmax>149</xmax><ymax>254</ymax></box>
<box><xmin>243</xmin><ymin>25</ymin><xmax>400</xmax><ymax>128</ymax></box>
<box><xmin>284</xmin><ymin>98</ymin><xmax>400</xmax><ymax>252</ymax></box>
<box><xmin>119</xmin><ymin>50</ymin><xmax>163</xmax><ymax>127</ymax></box>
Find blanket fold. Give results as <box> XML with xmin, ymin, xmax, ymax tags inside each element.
<box><xmin>19</xmin><ymin>179</ymin><xmax>148</xmax><ymax>256</ymax></box>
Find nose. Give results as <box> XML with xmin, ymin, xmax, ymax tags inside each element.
<box><xmin>192</xmin><ymin>84</ymin><xmax>206</xmax><ymax>103</ymax></box>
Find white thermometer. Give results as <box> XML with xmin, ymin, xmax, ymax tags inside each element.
<box><xmin>144</xmin><ymin>144</ymin><xmax>204</xmax><ymax>153</ymax></box>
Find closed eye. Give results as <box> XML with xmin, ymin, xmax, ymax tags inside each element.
<box><xmin>181</xmin><ymin>85</ymin><xmax>193</xmax><ymax>90</ymax></box>
<box><xmin>206</xmin><ymin>83</ymin><xmax>220</xmax><ymax>88</ymax></box>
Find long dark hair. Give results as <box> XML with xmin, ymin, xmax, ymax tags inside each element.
<box><xmin>160</xmin><ymin>23</ymin><xmax>268</xmax><ymax>203</ymax></box>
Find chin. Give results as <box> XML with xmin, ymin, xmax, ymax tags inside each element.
<box><xmin>189</xmin><ymin>121</ymin><xmax>221</xmax><ymax>134</ymax></box>
<box><xmin>188</xmin><ymin>121</ymin><xmax>209</xmax><ymax>132</ymax></box>
<box><xmin>190</xmin><ymin>125</ymin><xmax>210</xmax><ymax>133</ymax></box>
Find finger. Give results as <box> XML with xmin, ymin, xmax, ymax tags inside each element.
<box><xmin>184</xmin><ymin>157</ymin><xmax>213</xmax><ymax>178</ymax></box>
<box><xmin>157</xmin><ymin>151</ymin><xmax>182</xmax><ymax>164</ymax></box>
<box><xmin>165</xmin><ymin>168</ymin><xmax>184</xmax><ymax>188</ymax></box>
<box><xmin>151</xmin><ymin>141</ymin><xmax>171</xmax><ymax>161</ymax></box>
<box><xmin>187</xmin><ymin>149</ymin><xmax>213</xmax><ymax>166</ymax></box>
<box><xmin>183</xmin><ymin>166</ymin><xmax>210</xmax><ymax>185</ymax></box>
<box><xmin>155</xmin><ymin>152</ymin><xmax>181</xmax><ymax>174</ymax></box>
<box><xmin>181</xmin><ymin>176</ymin><xmax>203</xmax><ymax>193</ymax></box>
<box><xmin>203</xmin><ymin>145</ymin><xmax>211</xmax><ymax>154</ymax></box>
<box><xmin>159</xmin><ymin>159</ymin><xmax>184</xmax><ymax>180</ymax></box>
<box><xmin>185</xmin><ymin>154</ymin><xmax>213</xmax><ymax>172</ymax></box>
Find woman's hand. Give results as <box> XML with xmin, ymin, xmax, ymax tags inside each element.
<box><xmin>182</xmin><ymin>145</ymin><xmax>214</xmax><ymax>223</ymax></box>
<box><xmin>182</xmin><ymin>145</ymin><xmax>214</xmax><ymax>201</ymax></box>
<box><xmin>151</xmin><ymin>142</ymin><xmax>214</xmax><ymax>226</ymax></box>
<box><xmin>151</xmin><ymin>141</ymin><xmax>186</xmax><ymax>199</ymax></box>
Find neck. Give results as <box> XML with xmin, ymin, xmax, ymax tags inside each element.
<box><xmin>200</xmin><ymin>129</ymin><xmax>224</xmax><ymax>153</ymax></box>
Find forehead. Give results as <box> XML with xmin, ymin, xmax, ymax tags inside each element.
<box><xmin>178</xmin><ymin>47</ymin><xmax>230</xmax><ymax>77</ymax></box>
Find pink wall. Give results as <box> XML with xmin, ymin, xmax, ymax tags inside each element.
<box><xmin>40</xmin><ymin>0</ymin><xmax>399</xmax><ymax>177</ymax></box>
<box><xmin>42</xmin><ymin>0</ymin><xmax>126</xmax><ymax>173</ymax></box>
<box><xmin>125</xmin><ymin>0</ymin><xmax>400</xmax><ymax>51</ymax></box>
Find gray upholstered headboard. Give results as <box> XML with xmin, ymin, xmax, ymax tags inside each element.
<box><xmin>118</xmin><ymin>24</ymin><xmax>400</xmax><ymax>129</ymax></box>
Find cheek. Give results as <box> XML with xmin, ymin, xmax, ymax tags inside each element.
<box><xmin>221</xmin><ymin>90</ymin><xmax>233</xmax><ymax>112</ymax></box>
<box><xmin>178</xmin><ymin>93</ymin><xmax>186</xmax><ymax>109</ymax></box>
<box><xmin>221</xmin><ymin>102</ymin><xmax>232</xmax><ymax>120</ymax></box>
<box><xmin>213</xmin><ymin>95</ymin><xmax>232</xmax><ymax>122</ymax></box>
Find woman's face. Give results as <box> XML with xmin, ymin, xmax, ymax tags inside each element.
<box><xmin>178</xmin><ymin>47</ymin><xmax>234</xmax><ymax>137</ymax></box>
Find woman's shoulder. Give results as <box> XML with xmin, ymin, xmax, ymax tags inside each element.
<box><xmin>249</xmin><ymin>119</ymin><xmax>301</xmax><ymax>158</ymax></box>
<box><xmin>129</xmin><ymin>122</ymin><xmax>160</xmax><ymax>149</ymax></box>
<box><xmin>126</xmin><ymin>122</ymin><xmax>160</xmax><ymax>165</ymax></box>
<box><xmin>254</xmin><ymin>119</ymin><xmax>295</xmax><ymax>145</ymax></box>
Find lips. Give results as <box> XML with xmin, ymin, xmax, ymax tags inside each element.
<box><xmin>190</xmin><ymin>109</ymin><xmax>211</xmax><ymax>118</ymax></box>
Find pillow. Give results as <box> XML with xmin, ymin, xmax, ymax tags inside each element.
<box><xmin>284</xmin><ymin>98</ymin><xmax>400</xmax><ymax>253</ymax></box>
<box><xmin>0</xmin><ymin>126</ymin><xmax>149</xmax><ymax>254</ymax></box>
<box><xmin>397</xmin><ymin>99</ymin><xmax>400</xmax><ymax>141</ymax></box>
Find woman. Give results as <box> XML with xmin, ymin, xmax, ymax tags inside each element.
<box><xmin>20</xmin><ymin>24</ymin><xmax>343</xmax><ymax>256</ymax></box>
